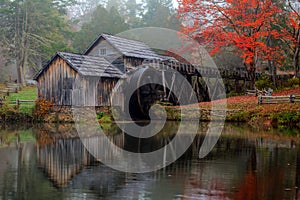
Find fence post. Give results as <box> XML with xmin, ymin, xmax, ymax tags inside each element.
<box><xmin>290</xmin><ymin>94</ymin><xmax>295</xmax><ymax>103</ymax></box>
<box><xmin>258</xmin><ymin>95</ymin><xmax>262</xmax><ymax>104</ymax></box>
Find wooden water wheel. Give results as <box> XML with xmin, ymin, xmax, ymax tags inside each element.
<box><xmin>128</xmin><ymin>67</ymin><xmax>165</xmax><ymax>119</ymax></box>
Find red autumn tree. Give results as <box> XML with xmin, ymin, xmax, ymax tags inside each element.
<box><xmin>178</xmin><ymin>0</ymin><xmax>285</xmax><ymax>88</ymax></box>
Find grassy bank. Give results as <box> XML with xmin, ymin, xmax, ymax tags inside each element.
<box><xmin>1</xmin><ymin>85</ymin><xmax>300</xmax><ymax>129</ymax></box>
<box><xmin>0</xmin><ymin>86</ymin><xmax>37</xmax><ymax>122</ymax></box>
<box><xmin>196</xmin><ymin>87</ymin><xmax>300</xmax><ymax>128</ymax></box>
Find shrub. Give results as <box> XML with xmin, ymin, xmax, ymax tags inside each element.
<box><xmin>33</xmin><ymin>98</ymin><xmax>53</xmax><ymax>120</ymax></box>
<box><xmin>270</xmin><ymin>112</ymin><xmax>300</xmax><ymax>128</ymax></box>
<box><xmin>98</xmin><ymin>114</ymin><xmax>112</xmax><ymax>123</ymax></box>
<box><xmin>255</xmin><ymin>75</ymin><xmax>274</xmax><ymax>90</ymax></box>
<box><xmin>96</xmin><ymin>111</ymin><xmax>104</xmax><ymax>119</ymax></box>
<box><xmin>226</xmin><ymin>111</ymin><xmax>250</xmax><ymax>122</ymax></box>
<box><xmin>0</xmin><ymin>103</ymin><xmax>30</xmax><ymax>122</ymax></box>
<box><xmin>287</xmin><ymin>77</ymin><xmax>300</xmax><ymax>88</ymax></box>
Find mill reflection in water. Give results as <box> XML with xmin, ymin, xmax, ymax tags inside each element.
<box><xmin>0</xmin><ymin>122</ymin><xmax>300</xmax><ymax>199</ymax></box>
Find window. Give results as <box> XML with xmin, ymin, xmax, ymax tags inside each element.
<box><xmin>63</xmin><ymin>78</ymin><xmax>73</xmax><ymax>89</ymax></box>
<box><xmin>99</xmin><ymin>48</ymin><xmax>106</xmax><ymax>56</ymax></box>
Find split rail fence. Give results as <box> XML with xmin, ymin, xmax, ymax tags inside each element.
<box><xmin>258</xmin><ymin>94</ymin><xmax>300</xmax><ymax>104</ymax></box>
<box><xmin>0</xmin><ymin>99</ymin><xmax>35</xmax><ymax>109</ymax></box>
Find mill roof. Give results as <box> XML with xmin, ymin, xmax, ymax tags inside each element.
<box><xmin>83</xmin><ymin>33</ymin><xmax>174</xmax><ymax>60</ymax></box>
<box><xmin>34</xmin><ymin>52</ymin><xmax>124</xmax><ymax>80</ymax></box>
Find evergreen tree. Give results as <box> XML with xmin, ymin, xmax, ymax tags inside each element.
<box><xmin>0</xmin><ymin>0</ymin><xmax>73</xmax><ymax>85</ymax></box>
<box><xmin>72</xmin><ymin>5</ymin><xmax>129</xmax><ymax>52</ymax></box>
<box><xmin>141</xmin><ymin>0</ymin><xmax>179</xmax><ymax>30</ymax></box>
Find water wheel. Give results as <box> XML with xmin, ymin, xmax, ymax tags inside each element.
<box><xmin>128</xmin><ymin>67</ymin><xmax>165</xmax><ymax>119</ymax></box>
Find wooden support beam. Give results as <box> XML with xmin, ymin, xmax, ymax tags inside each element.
<box><xmin>167</xmin><ymin>72</ymin><xmax>176</xmax><ymax>100</ymax></box>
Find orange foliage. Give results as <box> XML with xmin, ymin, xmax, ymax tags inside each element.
<box><xmin>178</xmin><ymin>0</ymin><xmax>286</xmax><ymax>72</ymax></box>
<box><xmin>196</xmin><ymin>87</ymin><xmax>300</xmax><ymax>111</ymax></box>
<box><xmin>33</xmin><ymin>98</ymin><xmax>54</xmax><ymax>119</ymax></box>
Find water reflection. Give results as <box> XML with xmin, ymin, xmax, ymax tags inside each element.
<box><xmin>0</xmin><ymin>122</ymin><xmax>300</xmax><ymax>199</ymax></box>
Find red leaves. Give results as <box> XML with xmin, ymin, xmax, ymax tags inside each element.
<box><xmin>273</xmin><ymin>87</ymin><xmax>300</xmax><ymax>96</ymax></box>
<box><xmin>289</xmin><ymin>11</ymin><xmax>300</xmax><ymax>29</ymax></box>
<box><xmin>178</xmin><ymin>0</ymin><xmax>286</xmax><ymax>70</ymax></box>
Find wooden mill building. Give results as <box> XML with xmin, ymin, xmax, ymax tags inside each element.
<box><xmin>34</xmin><ymin>52</ymin><xmax>123</xmax><ymax>106</ymax></box>
<box><xmin>35</xmin><ymin>33</ymin><xmax>256</xmax><ymax>110</ymax></box>
<box><xmin>34</xmin><ymin>33</ymin><xmax>172</xmax><ymax>106</ymax></box>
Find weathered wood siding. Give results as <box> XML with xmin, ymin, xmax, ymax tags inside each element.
<box><xmin>124</xmin><ymin>57</ymin><xmax>144</xmax><ymax>70</ymax></box>
<box><xmin>74</xmin><ymin>77</ymin><xmax>122</xmax><ymax>107</ymax></box>
<box><xmin>87</xmin><ymin>38</ymin><xmax>122</xmax><ymax>63</ymax></box>
<box><xmin>37</xmin><ymin>57</ymin><xmax>123</xmax><ymax>107</ymax></box>
<box><xmin>37</xmin><ymin>57</ymin><xmax>79</xmax><ymax>106</ymax></box>
<box><xmin>97</xmin><ymin>78</ymin><xmax>114</xmax><ymax>106</ymax></box>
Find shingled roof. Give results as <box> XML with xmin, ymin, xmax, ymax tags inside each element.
<box><xmin>83</xmin><ymin>33</ymin><xmax>171</xmax><ymax>60</ymax></box>
<box><xmin>35</xmin><ymin>52</ymin><xmax>124</xmax><ymax>80</ymax></box>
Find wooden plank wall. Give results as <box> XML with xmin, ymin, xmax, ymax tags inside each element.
<box><xmin>124</xmin><ymin>57</ymin><xmax>144</xmax><ymax>70</ymax></box>
<box><xmin>37</xmin><ymin>57</ymin><xmax>79</xmax><ymax>106</ymax></box>
<box><xmin>37</xmin><ymin>57</ymin><xmax>122</xmax><ymax>107</ymax></box>
<box><xmin>87</xmin><ymin>38</ymin><xmax>122</xmax><ymax>63</ymax></box>
<box><xmin>97</xmin><ymin>78</ymin><xmax>118</xmax><ymax>106</ymax></box>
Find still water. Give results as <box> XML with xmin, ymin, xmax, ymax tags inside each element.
<box><xmin>0</xmin><ymin>122</ymin><xmax>300</xmax><ymax>200</ymax></box>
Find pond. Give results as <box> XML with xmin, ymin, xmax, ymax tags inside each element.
<box><xmin>0</xmin><ymin>122</ymin><xmax>300</xmax><ymax>199</ymax></box>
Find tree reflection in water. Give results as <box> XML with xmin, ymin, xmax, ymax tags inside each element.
<box><xmin>0</xmin><ymin>122</ymin><xmax>300</xmax><ymax>199</ymax></box>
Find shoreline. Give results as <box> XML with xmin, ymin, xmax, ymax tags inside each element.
<box><xmin>1</xmin><ymin>120</ymin><xmax>300</xmax><ymax>146</ymax></box>
<box><xmin>1</xmin><ymin>85</ymin><xmax>300</xmax><ymax>129</ymax></box>
<box><xmin>1</xmin><ymin>105</ymin><xmax>299</xmax><ymax>130</ymax></box>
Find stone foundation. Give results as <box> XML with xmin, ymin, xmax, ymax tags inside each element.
<box><xmin>41</xmin><ymin>105</ymin><xmax>242</xmax><ymax>123</ymax></box>
<box><xmin>42</xmin><ymin>106</ymin><xmax>111</xmax><ymax>123</ymax></box>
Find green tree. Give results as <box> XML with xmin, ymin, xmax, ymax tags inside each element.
<box><xmin>141</xmin><ymin>0</ymin><xmax>179</xmax><ymax>30</ymax></box>
<box><xmin>73</xmin><ymin>5</ymin><xmax>129</xmax><ymax>52</ymax></box>
<box><xmin>106</xmin><ymin>0</ymin><xmax>143</xmax><ymax>28</ymax></box>
<box><xmin>106</xmin><ymin>0</ymin><xmax>124</xmax><ymax>11</ymax></box>
<box><xmin>123</xmin><ymin>0</ymin><xmax>143</xmax><ymax>28</ymax></box>
<box><xmin>0</xmin><ymin>0</ymin><xmax>73</xmax><ymax>85</ymax></box>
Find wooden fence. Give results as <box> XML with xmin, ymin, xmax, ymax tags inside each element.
<box><xmin>0</xmin><ymin>98</ymin><xmax>35</xmax><ymax>108</ymax></box>
<box><xmin>246</xmin><ymin>89</ymin><xmax>269</xmax><ymax>96</ymax></box>
<box><xmin>0</xmin><ymin>83</ymin><xmax>21</xmax><ymax>99</ymax></box>
<box><xmin>6</xmin><ymin>83</ymin><xmax>21</xmax><ymax>93</ymax></box>
<box><xmin>258</xmin><ymin>94</ymin><xmax>300</xmax><ymax>104</ymax></box>
<box><xmin>0</xmin><ymin>89</ymin><xmax>9</xmax><ymax>99</ymax></box>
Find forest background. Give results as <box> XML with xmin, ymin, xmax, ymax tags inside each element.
<box><xmin>1</xmin><ymin>0</ymin><xmax>300</xmax><ymax>88</ymax></box>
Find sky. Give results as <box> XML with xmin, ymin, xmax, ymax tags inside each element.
<box><xmin>172</xmin><ymin>0</ymin><xmax>179</xmax><ymax>8</ymax></box>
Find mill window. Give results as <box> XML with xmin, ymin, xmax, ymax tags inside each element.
<box><xmin>99</xmin><ymin>48</ymin><xmax>106</xmax><ymax>56</ymax></box>
<box><xmin>63</xmin><ymin>78</ymin><xmax>73</xmax><ymax>89</ymax></box>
